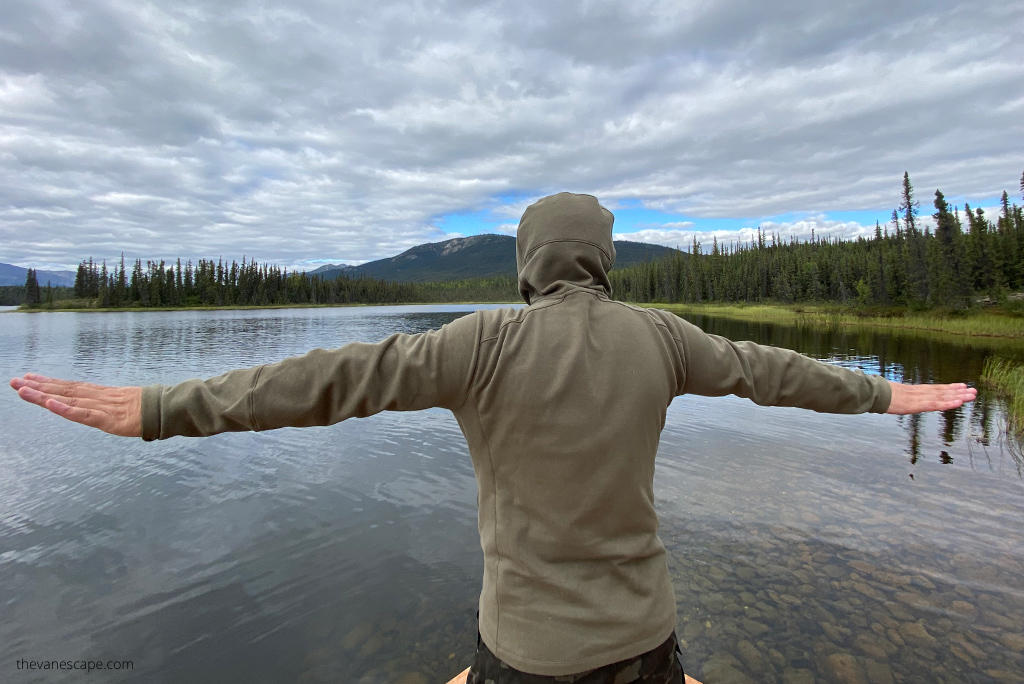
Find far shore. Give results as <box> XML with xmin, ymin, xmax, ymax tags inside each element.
<box><xmin>9</xmin><ymin>299</ymin><xmax>1024</xmax><ymax>344</ymax></box>
<box><xmin>646</xmin><ymin>302</ymin><xmax>1024</xmax><ymax>342</ymax></box>
<box><xmin>5</xmin><ymin>301</ymin><xmax>522</xmax><ymax>313</ymax></box>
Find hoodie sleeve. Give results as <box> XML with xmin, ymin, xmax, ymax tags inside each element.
<box><xmin>139</xmin><ymin>312</ymin><xmax>482</xmax><ymax>440</ymax></box>
<box><xmin>655</xmin><ymin>310</ymin><xmax>891</xmax><ymax>414</ymax></box>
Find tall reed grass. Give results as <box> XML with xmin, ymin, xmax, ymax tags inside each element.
<box><xmin>981</xmin><ymin>358</ymin><xmax>1024</xmax><ymax>435</ymax></box>
<box><xmin>648</xmin><ymin>303</ymin><xmax>1024</xmax><ymax>340</ymax></box>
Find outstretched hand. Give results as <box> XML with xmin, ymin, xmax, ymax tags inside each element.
<box><xmin>9</xmin><ymin>373</ymin><xmax>142</xmax><ymax>437</ymax></box>
<box><xmin>886</xmin><ymin>380</ymin><xmax>976</xmax><ymax>415</ymax></box>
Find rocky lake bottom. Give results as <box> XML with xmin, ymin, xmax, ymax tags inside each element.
<box><xmin>2</xmin><ymin>306</ymin><xmax>1023</xmax><ymax>684</ymax></box>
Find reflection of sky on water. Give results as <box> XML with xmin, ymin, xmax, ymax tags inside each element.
<box><xmin>0</xmin><ymin>306</ymin><xmax>1022</xmax><ymax>682</ymax></box>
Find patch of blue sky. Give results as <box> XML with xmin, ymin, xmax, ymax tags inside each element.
<box><xmin>432</xmin><ymin>192</ymin><xmax>537</xmax><ymax>235</ymax></box>
<box><xmin>935</xmin><ymin>194</ymin><xmax>1008</xmax><ymax>214</ymax></box>
<box><xmin>433</xmin><ymin>194</ymin><xmax>1011</xmax><ymax>238</ymax></box>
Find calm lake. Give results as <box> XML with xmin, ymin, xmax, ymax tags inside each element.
<box><xmin>1</xmin><ymin>305</ymin><xmax>1022</xmax><ymax>684</ymax></box>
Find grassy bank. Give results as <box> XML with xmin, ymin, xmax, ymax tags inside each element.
<box><xmin>982</xmin><ymin>358</ymin><xmax>1024</xmax><ymax>433</ymax></box>
<box><xmin>644</xmin><ymin>302</ymin><xmax>1024</xmax><ymax>340</ymax></box>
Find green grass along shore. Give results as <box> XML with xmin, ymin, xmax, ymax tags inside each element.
<box><xmin>642</xmin><ymin>302</ymin><xmax>1024</xmax><ymax>341</ymax></box>
<box><xmin>982</xmin><ymin>357</ymin><xmax>1024</xmax><ymax>434</ymax></box>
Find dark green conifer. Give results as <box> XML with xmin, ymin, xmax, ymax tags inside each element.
<box><xmin>24</xmin><ymin>268</ymin><xmax>40</xmax><ymax>306</ymax></box>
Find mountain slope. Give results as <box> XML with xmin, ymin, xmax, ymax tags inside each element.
<box><xmin>0</xmin><ymin>263</ymin><xmax>77</xmax><ymax>287</ymax></box>
<box><xmin>317</xmin><ymin>234</ymin><xmax>677</xmax><ymax>283</ymax></box>
<box><xmin>307</xmin><ymin>263</ymin><xmax>354</xmax><ymax>275</ymax></box>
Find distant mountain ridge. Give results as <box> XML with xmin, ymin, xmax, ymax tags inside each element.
<box><xmin>307</xmin><ymin>263</ymin><xmax>354</xmax><ymax>275</ymax></box>
<box><xmin>315</xmin><ymin>234</ymin><xmax>677</xmax><ymax>283</ymax></box>
<box><xmin>0</xmin><ymin>262</ymin><xmax>76</xmax><ymax>287</ymax></box>
<box><xmin>1</xmin><ymin>235</ymin><xmax>677</xmax><ymax>289</ymax></box>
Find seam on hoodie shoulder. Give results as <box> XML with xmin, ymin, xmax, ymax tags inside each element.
<box><xmin>606</xmin><ymin>300</ymin><xmax>685</xmax><ymax>343</ymax></box>
<box><xmin>248</xmin><ymin>365</ymin><xmax>265</xmax><ymax>431</ymax></box>
<box><xmin>604</xmin><ymin>297</ymin><xmax>655</xmax><ymax>316</ymax></box>
<box><xmin>467</xmin><ymin>402</ymin><xmax>503</xmax><ymax>644</ymax></box>
<box><xmin>454</xmin><ymin>311</ymin><xmax>485</xmax><ymax>411</ymax></box>
<box><xmin>523</xmin><ymin>238</ymin><xmax>612</xmax><ymax>262</ymax></box>
<box><xmin>480</xmin><ymin>296</ymin><xmax>566</xmax><ymax>343</ymax></box>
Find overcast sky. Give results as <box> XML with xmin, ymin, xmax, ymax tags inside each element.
<box><xmin>1</xmin><ymin>0</ymin><xmax>1022</xmax><ymax>271</ymax></box>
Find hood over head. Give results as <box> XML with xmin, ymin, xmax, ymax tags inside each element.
<box><xmin>516</xmin><ymin>192</ymin><xmax>616</xmax><ymax>304</ymax></box>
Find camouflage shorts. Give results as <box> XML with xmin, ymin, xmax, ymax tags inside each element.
<box><xmin>466</xmin><ymin>631</ymin><xmax>685</xmax><ymax>684</ymax></box>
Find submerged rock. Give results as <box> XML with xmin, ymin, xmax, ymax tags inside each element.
<box><xmin>358</xmin><ymin>631</ymin><xmax>388</xmax><ymax>658</ymax></box>
<box><xmin>862</xmin><ymin>659</ymin><xmax>894</xmax><ymax>684</ymax></box>
<box><xmin>740</xmin><ymin>617</ymin><xmax>770</xmax><ymax>637</ymax></box>
<box><xmin>897</xmin><ymin>621</ymin><xmax>936</xmax><ymax>650</ymax></box>
<box><xmin>735</xmin><ymin>639</ymin><xmax>767</xmax><ymax>675</ymax></box>
<box><xmin>393</xmin><ymin>673</ymin><xmax>428</xmax><ymax>684</ymax></box>
<box><xmin>781</xmin><ymin>667</ymin><xmax>814</xmax><ymax>684</ymax></box>
<box><xmin>824</xmin><ymin>653</ymin><xmax>867</xmax><ymax>684</ymax></box>
<box><xmin>852</xmin><ymin>634</ymin><xmax>890</xmax><ymax>661</ymax></box>
<box><xmin>702</xmin><ymin>652</ymin><xmax>756</xmax><ymax>684</ymax></box>
<box><xmin>342</xmin><ymin>622</ymin><xmax>375</xmax><ymax>650</ymax></box>
<box><xmin>998</xmin><ymin>631</ymin><xmax>1024</xmax><ymax>652</ymax></box>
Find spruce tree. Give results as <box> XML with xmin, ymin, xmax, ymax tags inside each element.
<box><xmin>964</xmin><ymin>203</ymin><xmax>1001</xmax><ymax>295</ymax></box>
<box><xmin>930</xmin><ymin>190</ymin><xmax>967</xmax><ymax>306</ymax></box>
<box><xmin>899</xmin><ymin>172</ymin><xmax>920</xmax><ymax>234</ymax></box>
<box><xmin>995</xmin><ymin>190</ymin><xmax>1021</xmax><ymax>289</ymax></box>
<box><xmin>899</xmin><ymin>173</ymin><xmax>927</xmax><ymax>302</ymax></box>
<box><xmin>24</xmin><ymin>268</ymin><xmax>40</xmax><ymax>306</ymax></box>
<box><xmin>98</xmin><ymin>261</ymin><xmax>110</xmax><ymax>307</ymax></box>
<box><xmin>115</xmin><ymin>253</ymin><xmax>127</xmax><ymax>306</ymax></box>
<box><xmin>74</xmin><ymin>263</ymin><xmax>86</xmax><ymax>298</ymax></box>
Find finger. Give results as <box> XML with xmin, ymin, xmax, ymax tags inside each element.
<box><xmin>927</xmin><ymin>391</ymin><xmax>975</xmax><ymax>411</ymax></box>
<box><xmin>15</xmin><ymin>385</ymin><xmax>111</xmax><ymax>412</ymax></box>
<box><xmin>14</xmin><ymin>377</ymin><xmax>114</xmax><ymax>401</ymax></box>
<box><xmin>23</xmin><ymin>372</ymin><xmax>54</xmax><ymax>382</ymax></box>
<box><xmin>20</xmin><ymin>373</ymin><xmax>112</xmax><ymax>392</ymax></box>
<box><xmin>944</xmin><ymin>387</ymin><xmax>976</xmax><ymax>401</ymax></box>
<box><xmin>32</xmin><ymin>376</ymin><xmax>115</xmax><ymax>392</ymax></box>
<box><xmin>42</xmin><ymin>392</ymin><xmax>115</xmax><ymax>411</ymax></box>
<box><xmin>44</xmin><ymin>398</ymin><xmax>112</xmax><ymax>431</ymax></box>
<box><xmin>16</xmin><ymin>385</ymin><xmax>55</xmax><ymax>408</ymax></box>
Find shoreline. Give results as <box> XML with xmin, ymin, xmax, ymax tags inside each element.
<box><xmin>4</xmin><ymin>301</ymin><xmax>523</xmax><ymax>313</ymax></box>
<box><xmin>643</xmin><ymin>302</ymin><xmax>1024</xmax><ymax>342</ymax></box>
<box><xmin>9</xmin><ymin>300</ymin><xmax>1024</xmax><ymax>343</ymax></box>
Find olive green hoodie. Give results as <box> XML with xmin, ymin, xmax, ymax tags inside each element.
<box><xmin>141</xmin><ymin>192</ymin><xmax>891</xmax><ymax>676</ymax></box>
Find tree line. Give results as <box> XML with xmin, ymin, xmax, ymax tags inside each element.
<box><xmin>37</xmin><ymin>255</ymin><xmax>518</xmax><ymax>308</ymax></box>
<box><xmin>612</xmin><ymin>172</ymin><xmax>1024</xmax><ymax>308</ymax></box>
<box><xmin>3</xmin><ymin>270</ymin><xmax>73</xmax><ymax>306</ymax></box>
<box><xmin>12</xmin><ymin>171</ymin><xmax>1023</xmax><ymax>310</ymax></box>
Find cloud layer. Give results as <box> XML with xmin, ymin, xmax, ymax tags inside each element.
<box><xmin>1</xmin><ymin>0</ymin><xmax>1021</xmax><ymax>269</ymax></box>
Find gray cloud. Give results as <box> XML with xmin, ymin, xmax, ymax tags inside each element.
<box><xmin>0</xmin><ymin>0</ymin><xmax>1021</xmax><ymax>270</ymax></box>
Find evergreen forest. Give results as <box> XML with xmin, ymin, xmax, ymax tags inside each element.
<box><xmin>612</xmin><ymin>172</ymin><xmax>1024</xmax><ymax>308</ymax></box>
<box><xmin>9</xmin><ymin>172</ymin><xmax>1024</xmax><ymax>311</ymax></box>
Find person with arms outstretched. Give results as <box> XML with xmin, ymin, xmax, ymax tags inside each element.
<box><xmin>11</xmin><ymin>193</ymin><xmax>976</xmax><ymax>684</ymax></box>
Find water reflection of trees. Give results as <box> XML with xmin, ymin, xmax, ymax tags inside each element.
<box><xmin>681</xmin><ymin>314</ymin><xmax>1024</xmax><ymax>475</ymax></box>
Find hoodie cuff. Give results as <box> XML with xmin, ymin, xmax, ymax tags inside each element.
<box><xmin>868</xmin><ymin>375</ymin><xmax>892</xmax><ymax>414</ymax></box>
<box><xmin>141</xmin><ymin>384</ymin><xmax>163</xmax><ymax>441</ymax></box>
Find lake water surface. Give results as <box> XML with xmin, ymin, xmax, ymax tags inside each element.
<box><xmin>1</xmin><ymin>306</ymin><xmax>1022</xmax><ymax>684</ymax></box>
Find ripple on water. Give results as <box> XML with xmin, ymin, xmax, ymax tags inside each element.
<box><xmin>1</xmin><ymin>305</ymin><xmax>1023</xmax><ymax>683</ymax></box>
